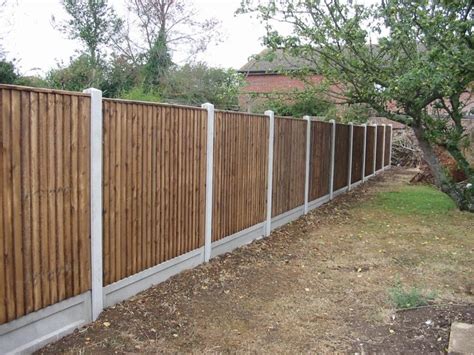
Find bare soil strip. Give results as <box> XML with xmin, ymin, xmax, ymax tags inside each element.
<box><xmin>39</xmin><ymin>168</ymin><xmax>474</xmax><ymax>354</ymax></box>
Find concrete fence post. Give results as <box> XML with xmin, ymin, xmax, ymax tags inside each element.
<box><xmin>382</xmin><ymin>124</ymin><xmax>386</xmax><ymax>170</ymax></box>
<box><xmin>329</xmin><ymin>119</ymin><xmax>336</xmax><ymax>199</ymax></box>
<box><xmin>347</xmin><ymin>122</ymin><xmax>353</xmax><ymax>190</ymax></box>
<box><xmin>389</xmin><ymin>124</ymin><xmax>393</xmax><ymax>167</ymax></box>
<box><xmin>362</xmin><ymin>124</ymin><xmax>367</xmax><ymax>182</ymax></box>
<box><xmin>202</xmin><ymin>103</ymin><xmax>215</xmax><ymax>263</ymax></box>
<box><xmin>264</xmin><ymin>110</ymin><xmax>275</xmax><ymax>236</ymax></box>
<box><xmin>372</xmin><ymin>124</ymin><xmax>377</xmax><ymax>175</ymax></box>
<box><xmin>83</xmin><ymin>88</ymin><xmax>103</xmax><ymax>321</ymax></box>
<box><xmin>304</xmin><ymin>115</ymin><xmax>311</xmax><ymax>214</ymax></box>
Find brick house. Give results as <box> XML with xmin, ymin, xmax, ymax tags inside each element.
<box><xmin>238</xmin><ymin>49</ymin><xmax>324</xmax><ymax>112</ymax></box>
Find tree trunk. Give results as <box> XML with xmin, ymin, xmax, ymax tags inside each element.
<box><xmin>412</xmin><ymin>126</ymin><xmax>474</xmax><ymax>212</ymax></box>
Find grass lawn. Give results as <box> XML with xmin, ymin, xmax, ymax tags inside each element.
<box><xmin>39</xmin><ymin>168</ymin><xmax>474</xmax><ymax>354</ymax></box>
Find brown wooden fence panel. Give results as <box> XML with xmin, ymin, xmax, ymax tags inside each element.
<box><xmin>272</xmin><ymin>117</ymin><xmax>306</xmax><ymax>217</ymax></box>
<box><xmin>102</xmin><ymin>100</ymin><xmax>207</xmax><ymax>285</ymax></box>
<box><xmin>351</xmin><ymin>125</ymin><xmax>365</xmax><ymax>183</ymax></box>
<box><xmin>309</xmin><ymin>121</ymin><xmax>332</xmax><ymax>200</ymax></box>
<box><xmin>384</xmin><ymin>125</ymin><xmax>391</xmax><ymax>166</ymax></box>
<box><xmin>212</xmin><ymin>111</ymin><xmax>268</xmax><ymax>242</ymax></box>
<box><xmin>0</xmin><ymin>85</ymin><xmax>91</xmax><ymax>324</ymax></box>
<box><xmin>376</xmin><ymin>125</ymin><xmax>384</xmax><ymax>170</ymax></box>
<box><xmin>334</xmin><ymin>123</ymin><xmax>350</xmax><ymax>190</ymax></box>
<box><xmin>365</xmin><ymin>126</ymin><xmax>375</xmax><ymax>176</ymax></box>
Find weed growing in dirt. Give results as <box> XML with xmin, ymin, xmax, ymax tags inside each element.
<box><xmin>389</xmin><ymin>281</ymin><xmax>437</xmax><ymax>309</ymax></box>
<box><xmin>373</xmin><ymin>185</ymin><xmax>456</xmax><ymax>215</ymax></box>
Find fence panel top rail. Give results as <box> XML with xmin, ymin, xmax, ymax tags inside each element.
<box><xmin>103</xmin><ymin>97</ymin><xmax>208</xmax><ymax>111</ymax></box>
<box><xmin>0</xmin><ymin>83</ymin><xmax>91</xmax><ymax>97</ymax></box>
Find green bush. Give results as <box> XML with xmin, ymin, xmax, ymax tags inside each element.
<box><xmin>389</xmin><ymin>282</ymin><xmax>436</xmax><ymax>309</ymax></box>
<box><xmin>121</xmin><ymin>87</ymin><xmax>161</xmax><ymax>102</ymax></box>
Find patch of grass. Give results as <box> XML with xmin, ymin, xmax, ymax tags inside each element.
<box><xmin>389</xmin><ymin>282</ymin><xmax>437</xmax><ymax>309</ymax></box>
<box><xmin>371</xmin><ymin>185</ymin><xmax>456</xmax><ymax>216</ymax></box>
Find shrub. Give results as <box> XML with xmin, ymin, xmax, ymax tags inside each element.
<box><xmin>389</xmin><ymin>282</ymin><xmax>436</xmax><ymax>309</ymax></box>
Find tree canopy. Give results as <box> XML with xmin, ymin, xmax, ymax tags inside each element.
<box><xmin>240</xmin><ymin>0</ymin><xmax>474</xmax><ymax>210</ymax></box>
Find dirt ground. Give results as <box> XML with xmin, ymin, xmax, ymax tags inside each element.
<box><xmin>39</xmin><ymin>168</ymin><xmax>474</xmax><ymax>354</ymax></box>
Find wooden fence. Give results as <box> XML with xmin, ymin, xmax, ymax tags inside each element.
<box><xmin>0</xmin><ymin>86</ymin><xmax>91</xmax><ymax>324</ymax></box>
<box><xmin>334</xmin><ymin>124</ymin><xmax>351</xmax><ymax>191</ymax></box>
<box><xmin>272</xmin><ymin>117</ymin><xmax>306</xmax><ymax>217</ymax></box>
<box><xmin>376</xmin><ymin>125</ymin><xmax>384</xmax><ymax>171</ymax></box>
<box><xmin>309</xmin><ymin>121</ymin><xmax>332</xmax><ymax>201</ymax></box>
<box><xmin>365</xmin><ymin>125</ymin><xmax>376</xmax><ymax>177</ymax></box>
<box><xmin>351</xmin><ymin>125</ymin><xmax>365</xmax><ymax>184</ymax></box>
<box><xmin>102</xmin><ymin>99</ymin><xmax>207</xmax><ymax>285</ymax></box>
<box><xmin>212</xmin><ymin>111</ymin><xmax>268</xmax><ymax>242</ymax></box>
<box><xmin>0</xmin><ymin>84</ymin><xmax>392</xmax><ymax>350</ymax></box>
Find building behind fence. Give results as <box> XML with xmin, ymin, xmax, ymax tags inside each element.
<box><xmin>0</xmin><ymin>84</ymin><xmax>392</xmax><ymax>354</ymax></box>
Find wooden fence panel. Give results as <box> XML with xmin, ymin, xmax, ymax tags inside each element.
<box><xmin>102</xmin><ymin>100</ymin><xmax>207</xmax><ymax>285</ymax></box>
<box><xmin>365</xmin><ymin>126</ymin><xmax>375</xmax><ymax>177</ymax></box>
<box><xmin>0</xmin><ymin>85</ymin><xmax>91</xmax><ymax>324</ymax></box>
<box><xmin>309</xmin><ymin>121</ymin><xmax>332</xmax><ymax>200</ymax></box>
<box><xmin>351</xmin><ymin>125</ymin><xmax>365</xmax><ymax>183</ymax></box>
<box><xmin>376</xmin><ymin>125</ymin><xmax>384</xmax><ymax>170</ymax></box>
<box><xmin>212</xmin><ymin>111</ymin><xmax>268</xmax><ymax>242</ymax></box>
<box><xmin>334</xmin><ymin>123</ymin><xmax>350</xmax><ymax>190</ymax></box>
<box><xmin>384</xmin><ymin>125</ymin><xmax>391</xmax><ymax>166</ymax></box>
<box><xmin>272</xmin><ymin>117</ymin><xmax>306</xmax><ymax>217</ymax></box>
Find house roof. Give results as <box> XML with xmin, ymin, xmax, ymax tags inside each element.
<box><xmin>368</xmin><ymin>117</ymin><xmax>406</xmax><ymax>130</ymax></box>
<box><xmin>238</xmin><ymin>49</ymin><xmax>315</xmax><ymax>74</ymax></box>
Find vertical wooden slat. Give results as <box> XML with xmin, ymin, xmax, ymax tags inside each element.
<box><xmin>137</xmin><ymin>104</ymin><xmax>144</xmax><ymax>271</ymax></box>
<box><xmin>11</xmin><ymin>90</ymin><xmax>25</xmax><ymax>318</ymax></box>
<box><xmin>46</xmin><ymin>94</ymin><xmax>58</xmax><ymax>305</ymax></box>
<box><xmin>62</xmin><ymin>95</ymin><xmax>73</xmax><ymax>298</ymax></box>
<box><xmin>0</xmin><ymin>89</ymin><xmax>5</xmax><ymax>323</ymax></box>
<box><xmin>115</xmin><ymin>102</ymin><xmax>123</xmax><ymax>282</ymax></box>
<box><xmin>55</xmin><ymin>94</ymin><xmax>66</xmax><ymax>301</ymax></box>
<box><xmin>122</xmin><ymin>103</ymin><xmax>128</xmax><ymax>279</ymax></box>
<box><xmin>103</xmin><ymin>102</ymin><xmax>110</xmax><ymax>285</ymax></box>
<box><xmin>109</xmin><ymin>102</ymin><xmax>117</xmax><ymax>282</ymax></box>
<box><xmin>20</xmin><ymin>91</ymin><xmax>33</xmax><ymax>314</ymax></box>
<box><xmin>70</xmin><ymin>95</ymin><xmax>80</xmax><ymax>295</ymax></box>
<box><xmin>1</xmin><ymin>88</ymin><xmax>17</xmax><ymax>320</ymax></box>
<box><xmin>37</xmin><ymin>93</ymin><xmax>50</xmax><ymax>308</ymax></box>
<box><xmin>145</xmin><ymin>106</ymin><xmax>152</xmax><ymax>267</ymax></box>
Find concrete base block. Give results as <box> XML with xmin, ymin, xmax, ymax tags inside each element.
<box><xmin>211</xmin><ymin>223</ymin><xmax>265</xmax><ymax>259</ymax></box>
<box><xmin>271</xmin><ymin>205</ymin><xmax>304</xmax><ymax>231</ymax></box>
<box><xmin>0</xmin><ymin>292</ymin><xmax>91</xmax><ymax>355</ymax></box>
<box><xmin>449</xmin><ymin>322</ymin><xmax>474</xmax><ymax>355</ymax></box>
<box><xmin>104</xmin><ymin>248</ymin><xmax>205</xmax><ymax>308</ymax></box>
<box><xmin>308</xmin><ymin>194</ymin><xmax>330</xmax><ymax>211</ymax></box>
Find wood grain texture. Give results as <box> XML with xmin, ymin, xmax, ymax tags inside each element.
<box><xmin>376</xmin><ymin>125</ymin><xmax>384</xmax><ymax>171</ymax></box>
<box><xmin>0</xmin><ymin>87</ymin><xmax>91</xmax><ymax>324</ymax></box>
<box><xmin>212</xmin><ymin>111</ymin><xmax>268</xmax><ymax>242</ymax></box>
<box><xmin>384</xmin><ymin>126</ymin><xmax>391</xmax><ymax>166</ymax></box>
<box><xmin>102</xmin><ymin>100</ymin><xmax>207</xmax><ymax>285</ymax></box>
<box><xmin>272</xmin><ymin>117</ymin><xmax>306</xmax><ymax>217</ymax></box>
<box><xmin>309</xmin><ymin>121</ymin><xmax>332</xmax><ymax>201</ymax></box>
<box><xmin>351</xmin><ymin>125</ymin><xmax>364</xmax><ymax>184</ymax></box>
<box><xmin>334</xmin><ymin>124</ymin><xmax>350</xmax><ymax>191</ymax></box>
<box><xmin>365</xmin><ymin>126</ymin><xmax>376</xmax><ymax>177</ymax></box>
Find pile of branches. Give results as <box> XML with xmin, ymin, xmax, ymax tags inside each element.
<box><xmin>391</xmin><ymin>129</ymin><xmax>423</xmax><ymax>167</ymax></box>
<box><xmin>411</xmin><ymin>145</ymin><xmax>467</xmax><ymax>184</ymax></box>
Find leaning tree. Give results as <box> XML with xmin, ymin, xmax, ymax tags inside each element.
<box><xmin>240</xmin><ymin>0</ymin><xmax>474</xmax><ymax>211</ymax></box>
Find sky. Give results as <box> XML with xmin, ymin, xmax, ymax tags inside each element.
<box><xmin>0</xmin><ymin>0</ymin><xmax>267</xmax><ymax>75</ymax></box>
